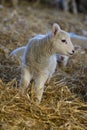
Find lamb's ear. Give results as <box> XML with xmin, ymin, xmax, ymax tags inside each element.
<box><xmin>52</xmin><ymin>23</ymin><xmax>61</xmax><ymax>36</ymax></box>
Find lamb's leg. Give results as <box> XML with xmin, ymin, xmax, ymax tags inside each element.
<box><xmin>34</xmin><ymin>75</ymin><xmax>48</xmax><ymax>104</ymax></box>
<box><xmin>72</xmin><ymin>0</ymin><xmax>77</xmax><ymax>14</ymax></box>
<box><xmin>20</xmin><ymin>65</ymin><xmax>31</xmax><ymax>94</ymax></box>
<box><xmin>62</xmin><ymin>0</ymin><xmax>69</xmax><ymax>12</ymax></box>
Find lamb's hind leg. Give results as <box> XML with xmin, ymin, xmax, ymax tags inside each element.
<box><xmin>34</xmin><ymin>75</ymin><xmax>48</xmax><ymax>104</ymax></box>
<box><xmin>20</xmin><ymin>65</ymin><xmax>32</xmax><ymax>94</ymax></box>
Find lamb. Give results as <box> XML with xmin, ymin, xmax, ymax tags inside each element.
<box><xmin>10</xmin><ymin>46</ymin><xmax>69</xmax><ymax>67</ymax></box>
<box><xmin>11</xmin><ymin>45</ymin><xmax>81</xmax><ymax>68</ymax></box>
<box><xmin>11</xmin><ymin>33</ymin><xmax>83</xmax><ymax>67</ymax></box>
<box><xmin>10</xmin><ymin>33</ymin><xmax>74</xmax><ymax>67</ymax></box>
<box><xmin>12</xmin><ymin>23</ymin><xmax>75</xmax><ymax>103</ymax></box>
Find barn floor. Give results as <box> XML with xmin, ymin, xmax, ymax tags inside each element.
<box><xmin>0</xmin><ymin>1</ymin><xmax>87</xmax><ymax>130</ymax></box>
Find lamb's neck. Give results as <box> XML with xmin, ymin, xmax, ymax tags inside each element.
<box><xmin>39</xmin><ymin>32</ymin><xmax>55</xmax><ymax>57</ymax></box>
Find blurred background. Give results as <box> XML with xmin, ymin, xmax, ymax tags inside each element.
<box><xmin>0</xmin><ymin>0</ymin><xmax>87</xmax><ymax>34</ymax></box>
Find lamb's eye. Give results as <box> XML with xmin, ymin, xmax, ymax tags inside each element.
<box><xmin>61</xmin><ymin>39</ymin><xmax>66</xmax><ymax>43</ymax></box>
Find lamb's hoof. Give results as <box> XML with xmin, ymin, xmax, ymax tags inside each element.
<box><xmin>33</xmin><ymin>96</ymin><xmax>41</xmax><ymax>105</ymax></box>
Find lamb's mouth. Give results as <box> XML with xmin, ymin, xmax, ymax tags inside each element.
<box><xmin>68</xmin><ymin>52</ymin><xmax>73</xmax><ymax>55</ymax></box>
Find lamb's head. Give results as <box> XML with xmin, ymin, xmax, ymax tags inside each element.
<box><xmin>52</xmin><ymin>23</ymin><xmax>74</xmax><ymax>56</ymax></box>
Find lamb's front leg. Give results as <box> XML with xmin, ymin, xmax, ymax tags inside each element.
<box><xmin>20</xmin><ymin>64</ymin><xmax>32</xmax><ymax>94</ymax></box>
<box><xmin>34</xmin><ymin>75</ymin><xmax>48</xmax><ymax>104</ymax></box>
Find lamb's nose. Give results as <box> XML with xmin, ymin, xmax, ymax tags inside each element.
<box><xmin>72</xmin><ymin>50</ymin><xmax>75</xmax><ymax>54</ymax></box>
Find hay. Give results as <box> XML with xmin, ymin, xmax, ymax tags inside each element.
<box><xmin>0</xmin><ymin>77</ymin><xmax>87</xmax><ymax>130</ymax></box>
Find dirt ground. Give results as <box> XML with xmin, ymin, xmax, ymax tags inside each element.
<box><xmin>0</xmin><ymin>1</ymin><xmax>87</xmax><ymax>130</ymax></box>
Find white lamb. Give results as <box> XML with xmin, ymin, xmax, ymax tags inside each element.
<box><xmin>11</xmin><ymin>23</ymin><xmax>74</xmax><ymax>103</ymax></box>
<box><xmin>11</xmin><ymin>33</ymin><xmax>82</xmax><ymax>67</ymax></box>
<box><xmin>11</xmin><ymin>46</ymin><xmax>69</xmax><ymax>67</ymax></box>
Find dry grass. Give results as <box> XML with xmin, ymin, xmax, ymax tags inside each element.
<box><xmin>0</xmin><ymin>78</ymin><xmax>87</xmax><ymax>130</ymax></box>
